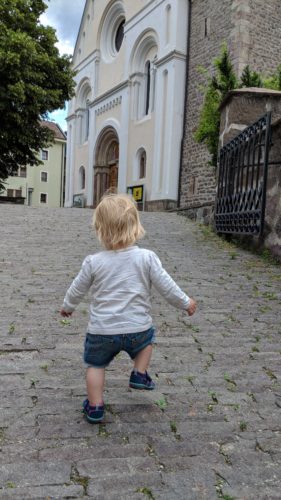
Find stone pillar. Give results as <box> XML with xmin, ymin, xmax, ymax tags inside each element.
<box><xmin>64</xmin><ymin>119</ymin><xmax>76</xmax><ymax>207</ymax></box>
<box><xmin>230</xmin><ymin>0</ymin><xmax>251</xmax><ymax>77</ymax></box>
<box><xmin>86</xmin><ymin>105</ymin><xmax>96</xmax><ymax>207</ymax></box>
<box><xmin>119</xmin><ymin>92</ymin><xmax>129</xmax><ymax>194</ymax></box>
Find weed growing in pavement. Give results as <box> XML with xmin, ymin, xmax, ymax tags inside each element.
<box><xmin>6</xmin><ymin>483</ymin><xmax>16</xmax><ymax>489</ymax></box>
<box><xmin>60</xmin><ymin>319</ymin><xmax>71</xmax><ymax>325</ymax></box>
<box><xmin>247</xmin><ymin>392</ymin><xmax>257</xmax><ymax>403</ymax></box>
<box><xmin>8</xmin><ymin>323</ymin><xmax>15</xmax><ymax>334</ymax></box>
<box><xmin>260</xmin><ymin>305</ymin><xmax>272</xmax><ymax>313</ymax></box>
<box><xmin>155</xmin><ymin>397</ymin><xmax>167</xmax><ymax>411</ymax></box>
<box><xmin>136</xmin><ymin>487</ymin><xmax>155</xmax><ymax>500</ymax></box>
<box><xmin>209</xmin><ymin>391</ymin><xmax>219</xmax><ymax>404</ymax></box>
<box><xmin>185</xmin><ymin>375</ymin><xmax>195</xmax><ymax>386</ymax></box>
<box><xmin>263</xmin><ymin>366</ymin><xmax>277</xmax><ymax>381</ymax></box>
<box><xmin>146</xmin><ymin>444</ymin><xmax>155</xmax><ymax>456</ymax></box>
<box><xmin>224</xmin><ymin>373</ymin><xmax>237</xmax><ymax>391</ymax></box>
<box><xmin>98</xmin><ymin>424</ymin><xmax>110</xmax><ymax>438</ymax></box>
<box><xmin>215</xmin><ymin>474</ymin><xmax>235</xmax><ymax>499</ymax></box>
<box><xmin>0</xmin><ymin>428</ymin><xmax>5</xmax><ymax>444</ymax></box>
<box><xmin>170</xmin><ymin>420</ymin><xmax>181</xmax><ymax>440</ymax></box>
<box><xmin>239</xmin><ymin>421</ymin><xmax>248</xmax><ymax>432</ymax></box>
<box><xmin>252</xmin><ymin>346</ymin><xmax>260</xmax><ymax>353</ymax></box>
<box><xmin>70</xmin><ymin>466</ymin><xmax>89</xmax><ymax>495</ymax></box>
<box><xmin>262</xmin><ymin>291</ymin><xmax>277</xmax><ymax>300</ymax></box>
<box><xmin>219</xmin><ymin>444</ymin><xmax>232</xmax><ymax>465</ymax></box>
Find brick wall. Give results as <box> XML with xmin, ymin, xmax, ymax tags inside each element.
<box><xmin>247</xmin><ymin>0</ymin><xmax>281</xmax><ymax>75</ymax></box>
<box><xmin>180</xmin><ymin>0</ymin><xmax>281</xmax><ymax>221</ymax></box>
<box><xmin>180</xmin><ymin>0</ymin><xmax>235</xmax><ymax>217</ymax></box>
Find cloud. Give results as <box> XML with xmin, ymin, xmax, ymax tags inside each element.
<box><xmin>41</xmin><ymin>0</ymin><xmax>86</xmax><ymax>55</ymax></box>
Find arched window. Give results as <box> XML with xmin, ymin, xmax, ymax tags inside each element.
<box><xmin>134</xmin><ymin>148</ymin><xmax>147</xmax><ymax>180</ymax></box>
<box><xmin>76</xmin><ymin>83</ymin><xmax>91</xmax><ymax>145</ymax></box>
<box><xmin>145</xmin><ymin>61</ymin><xmax>151</xmax><ymax>115</ymax></box>
<box><xmin>130</xmin><ymin>32</ymin><xmax>158</xmax><ymax>120</ymax></box>
<box><xmin>139</xmin><ymin>150</ymin><xmax>146</xmax><ymax>178</ymax></box>
<box><xmin>79</xmin><ymin>166</ymin><xmax>85</xmax><ymax>190</ymax></box>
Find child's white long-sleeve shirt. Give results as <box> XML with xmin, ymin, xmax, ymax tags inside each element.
<box><xmin>62</xmin><ymin>246</ymin><xmax>190</xmax><ymax>335</ymax></box>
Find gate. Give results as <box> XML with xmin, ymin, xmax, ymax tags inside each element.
<box><xmin>215</xmin><ymin>112</ymin><xmax>271</xmax><ymax>236</ymax></box>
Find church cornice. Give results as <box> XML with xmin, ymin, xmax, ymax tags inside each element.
<box><xmin>156</xmin><ymin>50</ymin><xmax>186</xmax><ymax>67</ymax></box>
<box><xmin>73</xmin><ymin>49</ymin><xmax>100</xmax><ymax>73</ymax></box>
<box><xmin>95</xmin><ymin>96</ymin><xmax>123</xmax><ymax>116</ymax></box>
<box><xmin>66</xmin><ymin>113</ymin><xmax>76</xmax><ymax>123</ymax></box>
<box><xmin>91</xmin><ymin>80</ymin><xmax>129</xmax><ymax>109</ymax></box>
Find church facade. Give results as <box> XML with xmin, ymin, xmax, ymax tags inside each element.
<box><xmin>65</xmin><ymin>0</ymin><xmax>188</xmax><ymax>209</ymax></box>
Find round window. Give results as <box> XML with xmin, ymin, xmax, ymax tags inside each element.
<box><xmin>115</xmin><ymin>20</ymin><xmax>125</xmax><ymax>52</ymax></box>
<box><xmin>100</xmin><ymin>2</ymin><xmax>126</xmax><ymax>62</ymax></box>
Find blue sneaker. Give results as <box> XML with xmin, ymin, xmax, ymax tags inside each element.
<box><xmin>82</xmin><ymin>399</ymin><xmax>104</xmax><ymax>423</ymax></box>
<box><xmin>129</xmin><ymin>370</ymin><xmax>155</xmax><ymax>390</ymax></box>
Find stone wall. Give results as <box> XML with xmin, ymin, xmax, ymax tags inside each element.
<box><xmin>146</xmin><ymin>199</ymin><xmax>177</xmax><ymax>212</ymax></box>
<box><xmin>265</xmin><ymin>122</ymin><xmax>281</xmax><ymax>259</ymax></box>
<box><xmin>180</xmin><ymin>0</ymin><xmax>234</xmax><ymax>219</ymax></box>
<box><xmin>219</xmin><ymin>88</ymin><xmax>281</xmax><ymax>145</ymax></box>
<box><xmin>180</xmin><ymin>0</ymin><xmax>281</xmax><ymax>222</ymax></box>
<box><xmin>219</xmin><ymin>89</ymin><xmax>281</xmax><ymax>260</ymax></box>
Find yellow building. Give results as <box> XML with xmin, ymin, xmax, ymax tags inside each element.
<box><xmin>2</xmin><ymin>121</ymin><xmax>66</xmax><ymax>208</ymax></box>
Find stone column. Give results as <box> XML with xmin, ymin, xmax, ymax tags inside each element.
<box><xmin>119</xmin><ymin>92</ymin><xmax>129</xmax><ymax>194</ymax></box>
<box><xmin>230</xmin><ymin>0</ymin><xmax>251</xmax><ymax>77</ymax></box>
<box><xmin>86</xmin><ymin>106</ymin><xmax>96</xmax><ymax>207</ymax></box>
<box><xmin>64</xmin><ymin>118</ymin><xmax>76</xmax><ymax>207</ymax></box>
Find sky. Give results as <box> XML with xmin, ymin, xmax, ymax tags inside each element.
<box><xmin>41</xmin><ymin>0</ymin><xmax>86</xmax><ymax>131</ymax></box>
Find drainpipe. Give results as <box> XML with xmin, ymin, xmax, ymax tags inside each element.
<box><xmin>177</xmin><ymin>0</ymin><xmax>192</xmax><ymax>208</ymax></box>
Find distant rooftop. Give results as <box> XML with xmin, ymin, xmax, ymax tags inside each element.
<box><xmin>41</xmin><ymin>120</ymin><xmax>67</xmax><ymax>141</ymax></box>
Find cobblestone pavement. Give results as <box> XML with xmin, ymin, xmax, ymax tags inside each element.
<box><xmin>1</xmin><ymin>205</ymin><xmax>281</xmax><ymax>500</ymax></box>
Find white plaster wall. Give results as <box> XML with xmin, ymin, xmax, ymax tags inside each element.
<box><xmin>65</xmin><ymin>0</ymin><xmax>188</xmax><ymax>207</ymax></box>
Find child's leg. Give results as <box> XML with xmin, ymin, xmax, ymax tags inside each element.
<box><xmin>133</xmin><ymin>344</ymin><xmax>153</xmax><ymax>373</ymax></box>
<box><xmin>86</xmin><ymin>367</ymin><xmax>105</xmax><ymax>405</ymax></box>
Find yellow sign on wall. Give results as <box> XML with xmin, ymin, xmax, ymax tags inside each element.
<box><xmin>127</xmin><ymin>185</ymin><xmax>144</xmax><ymax>202</ymax></box>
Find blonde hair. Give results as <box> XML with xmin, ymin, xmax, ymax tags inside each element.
<box><xmin>93</xmin><ymin>193</ymin><xmax>145</xmax><ymax>250</ymax></box>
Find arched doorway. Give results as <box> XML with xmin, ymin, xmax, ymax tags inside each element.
<box><xmin>93</xmin><ymin>127</ymin><xmax>119</xmax><ymax>207</ymax></box>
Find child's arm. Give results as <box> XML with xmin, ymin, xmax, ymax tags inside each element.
<box><xmin>149</xmin><ymin>252</ymin><xmax>196</xmax><ymax>316</ymax></box>
<box><xmin>60</xmin><ymin>257</ymin><xmax>94</xmax><ymax>316</ymax></box>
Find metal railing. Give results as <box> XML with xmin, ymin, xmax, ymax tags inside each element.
<box><xmin>215</xmin><ymin>112</ymin><xmax>271</xmax><ymax>236</ymax></box>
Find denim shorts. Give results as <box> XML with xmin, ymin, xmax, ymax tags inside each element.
<box><xmin>84</xmin><ymin>326</ymin><xmax>155</xmax><ymax>368</ymax></box>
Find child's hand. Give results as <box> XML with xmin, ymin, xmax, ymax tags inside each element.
<box><xmin>60</xmin><ymin>309</ymin><xmax>73</xmax><ymax>317</ymax></box>
<box><xmin>187</xmin><ymin>298</ymin><xmax>197</xmax><ymax>316</ymax></box>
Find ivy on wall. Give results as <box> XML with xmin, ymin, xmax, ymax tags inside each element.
<box><xmin>194</xmin><ymin>44</ymin><xmax>281</xmax><ymax>167</ymax></box>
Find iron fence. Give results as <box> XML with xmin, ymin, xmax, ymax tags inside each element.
<box><xmin>215</xmin><ymin>112</ymin><xmax>271</xmax><ymax>236</ymax></box>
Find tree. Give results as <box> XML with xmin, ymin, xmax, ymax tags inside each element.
<box><xmin>263</xmin><ymin>64</ymin><xmax>281</xmax><ymax>91</ymax></box>
<box><xmin>0</xmin><ymin>0</ymin><xmax>76</xmax><ymax>191</ymax></box>
<box><xmin>240</xmin><ymin>65</ymin><xmax>263</xmax><ymax>88</ymax></box>
<box><xmin>194</xmin><ymin>44</ymin><xmax>281</xmax><ymax>167</ymax></box>
<box><xmin>194</xmin><ymin>44</ymin><xmax>237</xmax><ymax>166</ymax></box>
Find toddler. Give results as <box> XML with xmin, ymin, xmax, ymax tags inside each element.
<box><xmin>60</xmin><ymin>193</ymin><xmax>196</xmax><ymax>423</ymax></box>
